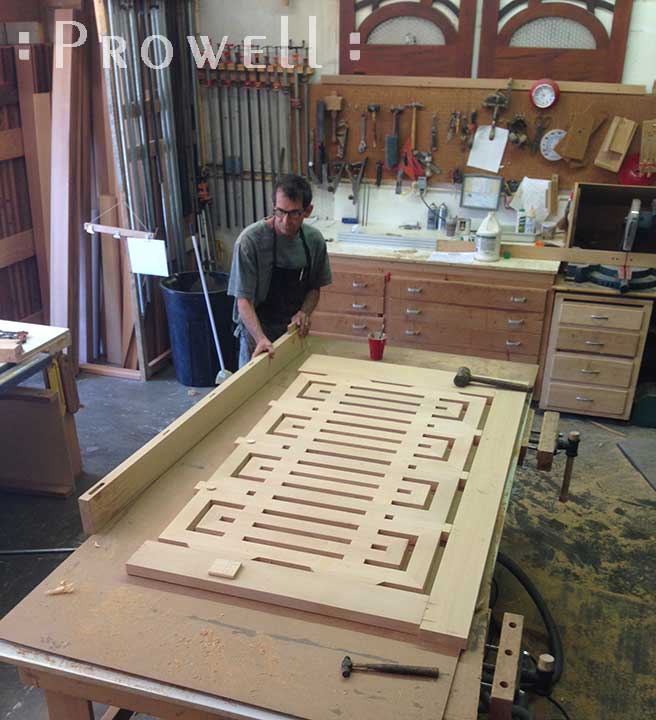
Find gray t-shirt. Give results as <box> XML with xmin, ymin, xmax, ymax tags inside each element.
<box><xmin>228</xmin><ymin>220</ymin><xmax>332</xmax><ymax>334</ymax></box>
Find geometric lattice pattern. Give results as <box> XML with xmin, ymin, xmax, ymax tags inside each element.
<box><xmin>127</xmin><ymin>355</ymin><xmax>526</xmax><ymax>653</ymax></box>
<box><xmin>368</xmin><ymin>17</ymin><xmax>446</xmax><ymax>45</ymax></box>
<box><xmin>510</xmin><ymin>17</ymin><xmax>596</xmax><ymax>48</ymax></box>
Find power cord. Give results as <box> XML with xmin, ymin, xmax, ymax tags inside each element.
<box><xmin>540</xmin><ymin>693</ymin><xmax>571</xmax><ymax>720</ymax></box>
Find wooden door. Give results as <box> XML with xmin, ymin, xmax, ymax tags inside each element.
<box><xmin>478</xmin><ymin>0</ymin><xmax>634</xmax><ymax>82</ymax></box>
<box><xmin>339</xmin><ymin>0</ymin><xmax>477</xmax><ymax>77</ymax></box>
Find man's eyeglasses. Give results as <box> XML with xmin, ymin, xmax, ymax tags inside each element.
<box><xmin>273</xmin><ymin>207</ymin><xmax>306</xmax><ymax>219</ymax></box>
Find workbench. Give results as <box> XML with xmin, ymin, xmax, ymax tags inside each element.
<box><xmin>0</xmin><ymin>320</ymin><xmax>81</xmax><ymax>495</ymax></box>
<box><xmin>0</xmin><ymin>333</ymin><xmax>535</xmax><ymax>720</ymax></box>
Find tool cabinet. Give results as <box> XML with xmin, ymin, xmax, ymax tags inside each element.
<box><xmin>540</xmin><ymin>293</ymin><xmax>653</xmax><ymax>420</ymax></box>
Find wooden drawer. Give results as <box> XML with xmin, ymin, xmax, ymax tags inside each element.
<box><xmin>312</xmin><ymin>311</ymin><xmax>383</xmax><ymax>338</ymax></box>
<box><xmin>559</xmin><ymin>300</ymin><xmax>645</xmax><ymax>331</ymax></box>
<box><xmin>475</xmin><ymin>330</ymin><xmax>542</xmax><ymax>357</ymax></box>
<box><xmin>327</xmin><ymin>271</ymin><xmax>385</xmax><ymax>297</ymax></box>
<box><xmin>390</xmin><ymin>299</ymin><xmax>487</xmax><ymax>330</ymax></box>
<box><xmin>317</xmin><ymin>292</ymin><xmax>384</xmax><ymax>315</ymax></box>
<box><xmin>551</xmin><ymin>352</ymin><xmax>635</xmax><ymax>388</ymax></box>
<box><xmin>390</xmin><ymin>277</ymin><xmax>546</xmax><ymax>313</ymax></box>
<box><xmin>556</xmin><ymin>327</ymin><xmax>640</xmax><ymax>358</ymax></box>
<box><xmin>388</xmin><ymin>317</ymin><xmax>458</xmax><ymax>346</ymax></box>
<box><xmin>487</xmin><ymin>309</ymin><xmax>543</xmax><ymax>335</ymax></box>
<box><xmin>544</xmin><ymin>381</ymin><xmax>629</xmax><ymax>416</ymax></box>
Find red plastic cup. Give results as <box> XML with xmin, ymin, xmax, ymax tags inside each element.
<box><xmin>368</xmin><ymin>333</ymin><xmax>386</xmax><ymax>361</ymax></box>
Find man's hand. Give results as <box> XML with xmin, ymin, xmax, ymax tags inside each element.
<box><xmin>291</xmin><ymin>310</ymin><xmax>312</xmax><ymax>337</ymax></box>
<box><xmin>252</xmin><ymin>336</ymin><xmax>275</xmax><ymax>359</ymax></box>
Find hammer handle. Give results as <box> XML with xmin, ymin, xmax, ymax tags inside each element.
<box><xmin>473</xmin><ymin>376</ymin><xmax>532</xmax><ymax>392</ymax></box>
<box><xmin>357</xmin><ymin>664</ymin><xmax>439</xmax><ymax>678</ymax></box>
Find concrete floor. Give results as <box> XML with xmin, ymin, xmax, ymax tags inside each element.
<box><xmin>0</xmin><ymin>368</ymin><xmax>654</xmax><ymax>719</ymax></box>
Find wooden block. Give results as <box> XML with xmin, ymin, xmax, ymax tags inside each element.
<box><xmin>208</xmin><ymin>559</ymin><xmax>242</xmax><ymax>579</ymax></box>
<box><xmin>0</xmin><ymin>339</ymin><xmax>24</xmax><ymax>363</ymax></box>
<box><xmin>517</xmin><ymin>408</ymin><xmax>534</xmax><ymax>467</ymax></box>
<box><xmin>594</xmin><ymin>116</ymin><xmax>637</xmax><ymax>172</ymax></box>
<box><xmin>489</xmin><ymin>613</ymin><xmax>524</xmax><ymax>720</ymax></box>
<box><xmin>537</xmin><ymin>411</ymin><xmax>560</xmax><ymax>471</ymax></box>
<box><xmin>548</xmin><ymin>174</ymin><xmax>559</xmax><ymax>217</ymax></box>
<box><xmin>640</xmin><ymin>119</ymin><xmax>656</xmax><ymax>175</ymax></box>
<box><xmin>558</xmin><ymin>109</ymin><xmax>607</xmax><ymax>162</ymax></box>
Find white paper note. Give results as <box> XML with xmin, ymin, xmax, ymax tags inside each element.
<box><xmin>510</xmin><ymin>177</ymin><xmax>552</xmax><ymax>225</ymax></box>
<box><xmin>127</xmin><ymin>237</ymin><xmax>169</xmax><ymax>277</ymax></box>
<box><xmin>467</xmin><ymin>126</ymin><xmax>509</xmax><ymax>173</ymax></box>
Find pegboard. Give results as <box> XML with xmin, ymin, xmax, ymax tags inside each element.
<box><xmin>308</xmin><ymin>77</ymin><xmax>656</xmax><ymax>190</ymax></box>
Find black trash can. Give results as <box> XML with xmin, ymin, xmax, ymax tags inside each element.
<box><xmin>161</xmin><ymin>272</ymin><xmax>237</xmax><ymax>387</ymax></box>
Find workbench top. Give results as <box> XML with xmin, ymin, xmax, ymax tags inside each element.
<box><xmin>324</xmin><ymin>239</ymin><xmax>560</xmax><ymax>275</ymax></box>
<box><xmin>0</xmin><ymin>337</ymin><xmax>535</xmax><ymax>720</ymax></box>
<box><xmin>0</xmin><ymin>320</ymin><xmax>70</xmax><ymax>374</ymax></box>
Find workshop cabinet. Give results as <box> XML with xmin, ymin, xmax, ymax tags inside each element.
<box><xmin>540</xmin><ymin>293</ymin><xmax>653</xmax><ymax>420</ymax></box>
<box><xmin>314</xmin><ymin>269</ymin><xmax>386</xmax><ymax>340</ymax></box>
<box><xmin>319</xmin><ymin>256</ymin><xmax>556</xmax><ymax>365</ymax></box>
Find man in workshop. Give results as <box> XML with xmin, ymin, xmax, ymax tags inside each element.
<box><xmin>229</xmin><ymin>174</ymin><xmax>332</xmax><ymax>367</ymax></box>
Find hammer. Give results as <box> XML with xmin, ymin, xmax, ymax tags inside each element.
<box><xmin>406</xmin><ymin>101</ymin><xmax>424</xmax><ymax>151</ymax></box>
<box><xmin>453</xmin><ymin>366</ymin><xmax>532</xmax><ymax>393</ymax></box>
<box><xmin>341</xmin><ymin>656</ymin><xmax>440</xmax><ymax>679</ymax></box>
<box><xmin>368</xmin><ymin>103</ymin><xmax>380</xmax><ymax>149</ymax></box>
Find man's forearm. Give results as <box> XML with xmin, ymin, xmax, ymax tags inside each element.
<box><xmin>301</xmin><ymin>288</ymin><xmax>320</xmax><ymax>315</ymax></box>
<box><xmin>237</xmin><ymin>298</ymin><xmax>267</xmax><ymax>342</ymax></box>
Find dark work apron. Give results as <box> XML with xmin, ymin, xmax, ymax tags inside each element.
<box><xmin>245</xmin><ymin>227</ymin><xmax>312</xmax><ymax>349</ymax></box>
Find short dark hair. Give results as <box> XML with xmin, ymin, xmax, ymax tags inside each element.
<box><xmin>272</xmin><ymin>174</ymin><xmax>313</xmax><ymax>209</ymax></box>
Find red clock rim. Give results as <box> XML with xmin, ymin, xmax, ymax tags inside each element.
<box><xmin>530</xmin><ymin>78</ymin><xmax>560</xmax><ymax>108</ymax></box>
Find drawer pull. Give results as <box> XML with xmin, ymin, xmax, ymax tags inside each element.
<box><xmin>590</xmin><ymin>315</ymin><xmax>609</xmax><ymax>320</ymax></box>
<box><xmin>405</xmin><ymin>308</ymin><xmax>422</xmax><ymax>316</ymax></box>
<box><xmin>351</xmin><ymin>324</ymin><xmax>367</xmax><ymax>331</ymax></box>
<box><xmin>407</xmin><ymin>287</ymin><xmax>423</xmax><ymax>294</ymax></box>
<box><xmin>510</xmin><ymin>296</ymin><xmax>527</xmax><ymax>304</ymax></box>
<box><xmin>576</xmin><ymin>396</ymin><xmax>594</xmax><ymax>403</ymax></box>
<box><xmin>352</xmin><ymin>281</ymin><xmax>368</xmax><ymax>289</ymax></box>
<box><xmin>507</xmin><ymin>319</ymin><xmax>525</xmax><ymax>327</ymax></box>
<box><xmin>580</xmin><ymin>368</ymin><xmax>600</xmax><ymax>375</ymax></box>
<box><xmin>585</xmin><ymin>340</ymin><xmax>605</xmax><ymax>347</ymax></box>
<box><xmin>405</xmin><ymin>329</ymin><xmax>421</xmax><ymax>336</ymax></box>
<box><xmin>351</xmin><ymin>303</ymin><xmax>367</xmax><ymax>310</ymax></box>
<box><xmin>506</xmin><ymin>340</ymin><xmax>522</xmax><ymax>348</ymax></box>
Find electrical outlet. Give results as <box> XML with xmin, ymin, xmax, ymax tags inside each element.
<box><xmin>417</xmin><ymin>177</ymin><xmax>428</xmax><ymax>193</ymax></box>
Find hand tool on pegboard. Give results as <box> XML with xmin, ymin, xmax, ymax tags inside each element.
<box><xmin>336</xmin><ymin>120</ymin><xmax>349</xmax><ymax>161</ymax></box>
<box><xmin>431</xmin><ymin>112</ymin><xmax>438</xmax><ymax>152</ymax></box>
<box><xmin>368</xmin><ymin>104</ymin><xmax>380</xmax><ymax>149</ymax></box>
<box><xmin>325</xmin><ymin>92</ymin><xmax>343</xmax><ymax>145</ymax></box>
<box><xmin>405</xmin><ymin>101</ymin><xmax>424</xmax><ymax>151</ymax></box>
<box><xmin>346</xmin><ymin>159</ymin><xmax>368</xmax><ymax>208</ymax></box>
<box><xmin>507</xmin><ymin>114</ymin><xmax>529</xmax><ymax>148</ymax></box>
<box><xmin>530</xmin><ymin>114</ymin><xmax>551</xmax><ymax>155</ymax></box>
<box><xmin>482</xmin><ymin>79</ymin><xmax>513</xmax><ymax>140</ymax></box>
<box><xmin>341</xmin><ymin>656</ymin><xmax>439</xmax><ymax>680</ymax></box>
<box><xmin>358</xmin><ymin>112</ymin><xmax>367</xmax><ymax>153</ymax></box>
<box><xmin>447</xmin><ymin>111</ymin><xmax>459</xmax><ymax>143</ymax></box>
<box><xmin>385</xmin><ymin>106</ymin><xmax>404</xmax><ymax>170</ymax></box>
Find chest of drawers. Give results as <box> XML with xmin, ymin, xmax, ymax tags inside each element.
<box><xmin>540</xmin><ymin>293</ymin><xmax>653</xmax><ymax>420</ymax></box>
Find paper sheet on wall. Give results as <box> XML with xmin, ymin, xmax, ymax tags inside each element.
<box><xmin>127</xmin><ymin>237</ymin><xmax>169</xmax><ymax>277</ymax></box>
<box><xmin>509</xmin><ymin>177</ymin><xmax>551</xmax><ymax>225</ymax></box>
<box><xmin>467</xmin><ymin>126</ymin><xmax>509</xmax><ymax>173</ymax></box>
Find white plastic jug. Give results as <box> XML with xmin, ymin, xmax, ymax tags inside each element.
<box><xmin>475</xmin><ymin>212</ymin><xmax>501</xmax><ymax>262</ymax></box>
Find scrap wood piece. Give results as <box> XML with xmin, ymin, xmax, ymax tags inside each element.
<box><xmin>537</xmin><ymin>411</ymin><xmax>560</xmax><ymax>470</ymax></box>
<box><xmin>45</xmin><ymin>580</ymin><xmax>75</xmax><ymax>596</ymax></box>
<box><xmin>594</xmin><ymin>116</ymin><xmax>638</xmax><ymax>172</ymax></box>
<box><xmin>0</xmin><ymin>339</ymin><xmax>24</xmax><ymax>364</ymax></box>
<box><xmin>557</xmin><ymin>109</ymin><xmax>607</xmax><ymax>164</ymax></box>
<box><xmin>489</xmin><ymin>613</ymin><xmax>524</xmax><ymax>720</ymax></box>
<box><xmin>640</xmin><ymin>119</ymin><xmax>656</xmax><ymax>175</ymax></box>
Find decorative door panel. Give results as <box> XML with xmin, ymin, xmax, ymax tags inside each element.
<box><xmin>339</xmin><ymin>0</ymin><xmax>477</xmax><ymax>77</ymax></box>
<box><xmin>478</xmin><ymin>0</ymin><xmax>634</xmax><ymax>82</ymax></box>
<box><xmin>128</xmin><ymin>355</ymin><xmax>527</xmax><ymax>654</ymax></box>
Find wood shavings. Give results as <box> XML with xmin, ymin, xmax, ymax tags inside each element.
<box><xmin>94</xmin><ymin>541</ymin><xmax>101</xmax><ymax>548</ymax></box>
<box><xmin>187</xmin><ymin>389</ymin><xmax>200</xmax><ymax>397</ymax></box>
<box><xmin>45</xmin><ymin>580</ymin><xmax>75</xmax><ymax>596</ymax></box>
